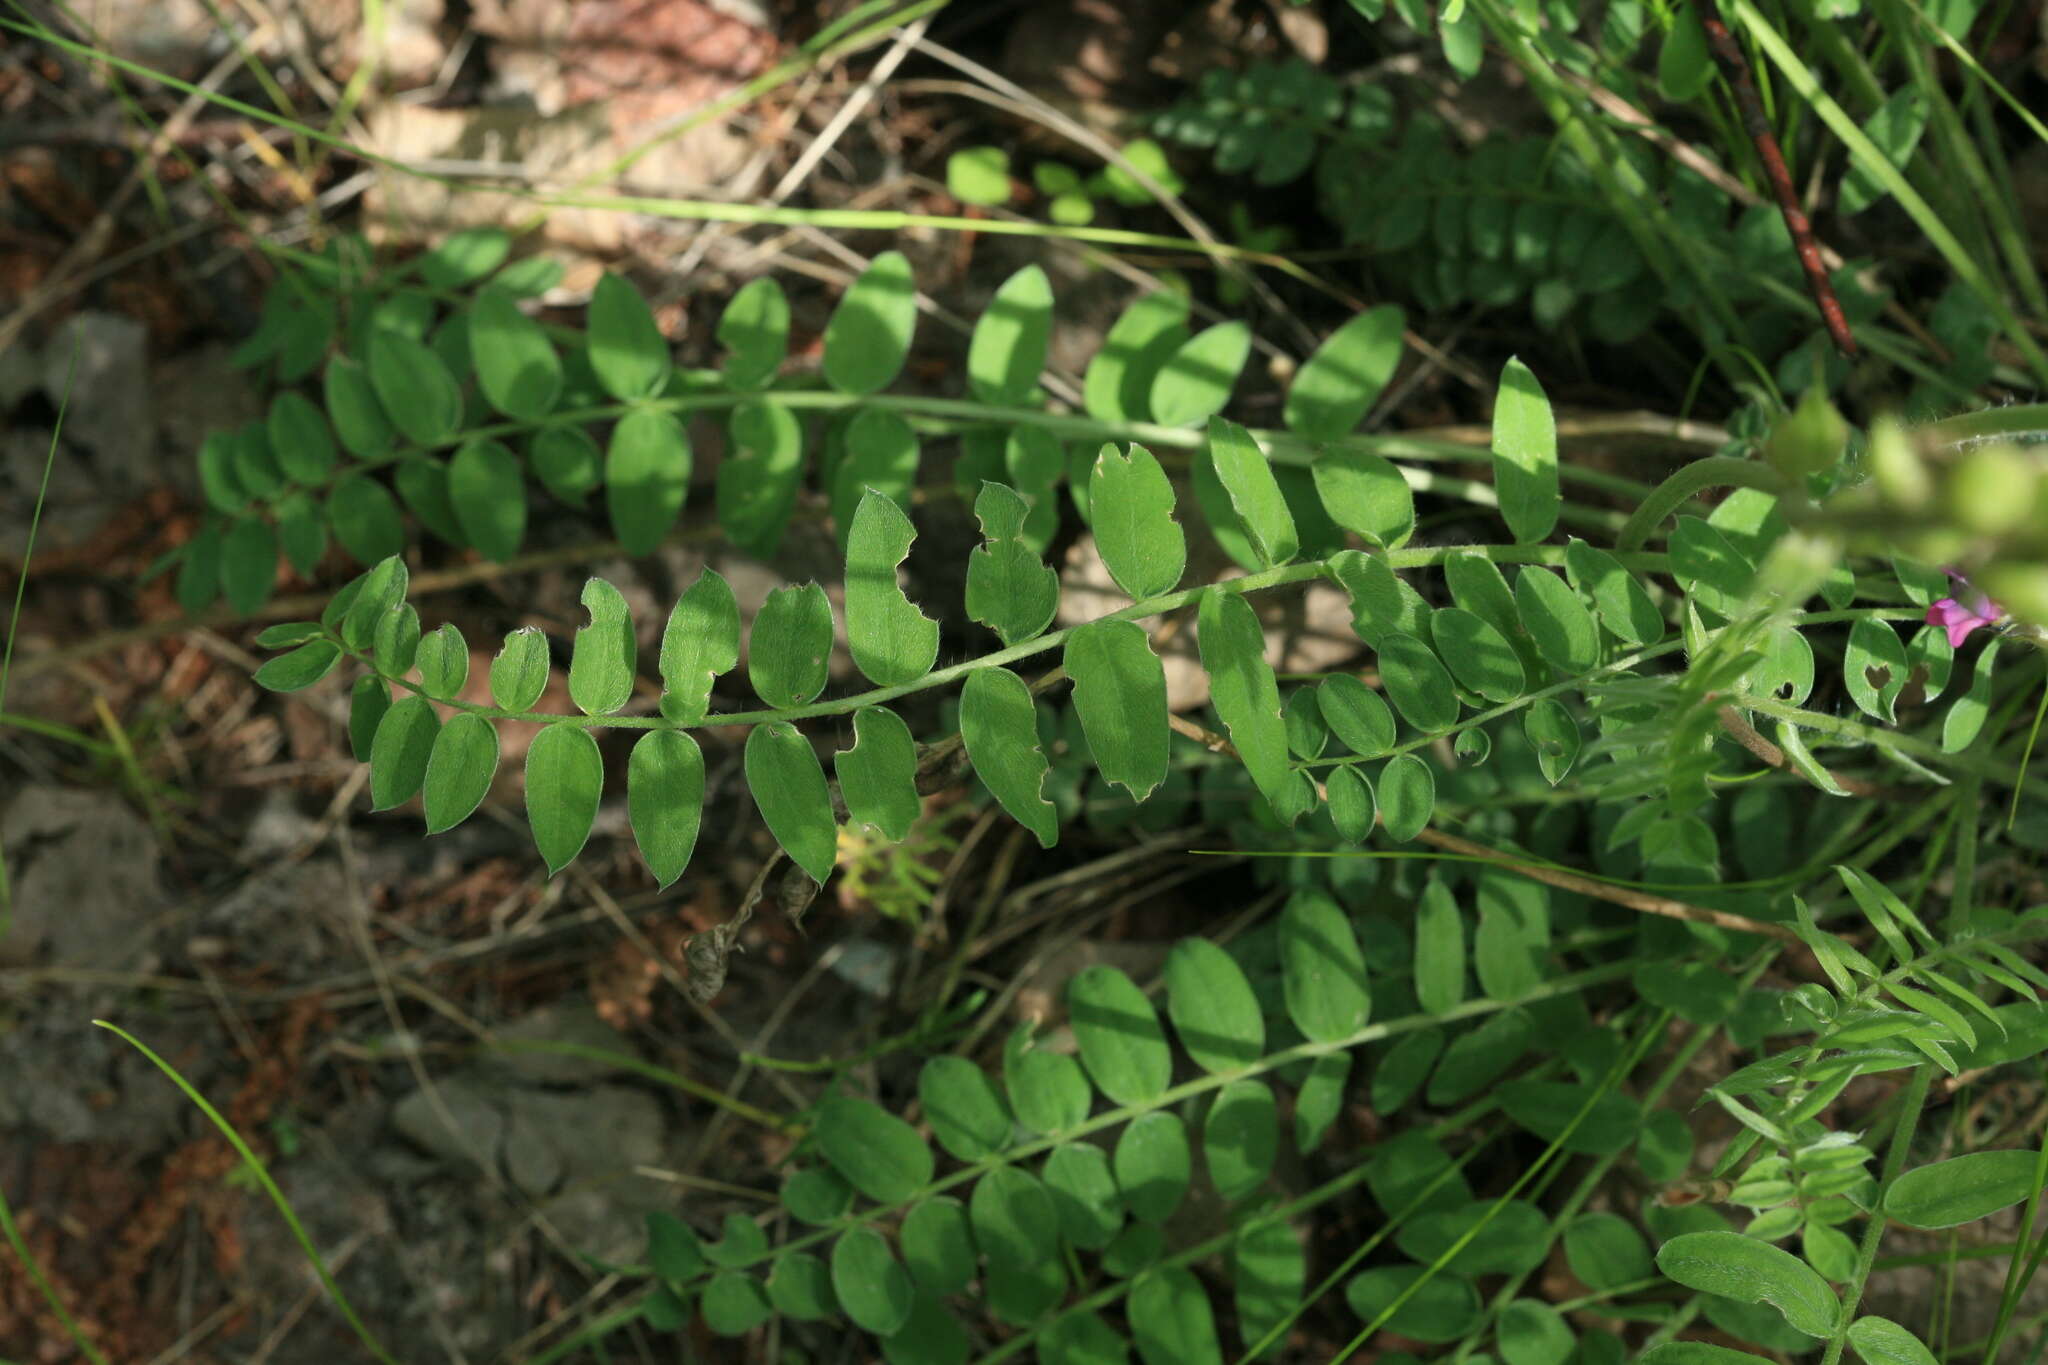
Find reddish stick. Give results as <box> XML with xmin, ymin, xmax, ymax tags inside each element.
<box><xmin>1701</xmin><ymin>6</ymin><xmax>1859</xmax><ymax>357</ymax></box>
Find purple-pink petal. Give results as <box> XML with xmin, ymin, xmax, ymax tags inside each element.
<box><xmin>1928</xmin><ymin>597</ymin><xmax>1998</xmax><ymax>648</ymax></box>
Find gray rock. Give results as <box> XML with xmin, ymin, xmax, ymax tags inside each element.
<box><xmin>0</xmin><ymin>786</ymin><xmax>163</xmax><ymax>968</ymax></box>
<box><xmin>42</xmin><ymin>311</ymin><xmax>153</xmax><ymax>484</ymax></box>
<box><xmin>485</xmin><ymin>1000</ymin><xmax>631</xmax><ymax>1085</ymax></box>
<box><xmin>389</xmin><ymin>1073</ymin><xmax>505</xmax><ymax>1172</ymax></box>
<box><xmin>501</xmin><ymin>1121</ymin><xmax>564</xmax><ymax>1197</ymax></box>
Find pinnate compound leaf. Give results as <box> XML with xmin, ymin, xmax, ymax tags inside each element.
<box><xmin>1655</xmin><ymin>1230</ymin><xmax>1839</xmax><ymax>1337</ymax></box>
<box><xmin>1130</xmin><ymin>1265</ymin><xmax>1223</xmax><ymax>1365</ymax></box>
<box><xmin>968</xmin><ymin>264</ymin><xmax>1053</xmax><ymax>404</ymax></box>
<box><xmin>1886</xmin><ymin>1150</ymin><xmax>2043</xmax><ymax>1229</ymax></box>
<box><xmin>366</xmin><ymin>328</ymin><xmax>460</xmax><ymax>446</ymax></box>
<box><xmin>1515</xmin><ymin>567</ymin><xmax>1601</xmax><ymax>674</ymax></box>
<box><xmin>1205</xmin><ymin>417</ymin><xmax>1298</xmax><ymax>566</ymax></box>
<box><xmin>831</xmin><ymin>1226</ymin><xmax>914</xmax><ymax>1335</ymax></box>
<box><xmin>1280</xmin><ymin>889</ymin><xmax>1371</xmax><ymax>1041</ymax></box>
<box><xmin>657</xmin><ymin>568</ymin><xmax>739</xmax><ymax>724</ymax></box>
<box><xmin>823</xmin><ymin>251</ymin><xmax>916</xmax><ymax>395</ymax></box>
<box><xmin>448</xmin><ymin>439</ymin><xmax>526</xmax><ymax>561</ymax></box>
<box><xmin>960</xmin><ymin>668</ymin><xmax>1058</xmax><ymax>847</ymax></box>
<box><xmin>1376</xmin><ymin>631</ymin><xmax>1460</xmax><ymax>732</ymax></box>
<box><xmin>836</xmin><ymin>706</ymin><xmax>920</xmax><ymax>842</ymax></box>
<box><xmin>469</xmin><ymin>286</ymin><xmax>561</xmax><ymax>419</ymax></box>
<box><xmin>1069</xmin><ymin>965</ymin><xmax>1172</xmax><ymax>1105</ymax></box>
<box><xmin>1150</xmin><ymin>320</ymin><xmax>1250</xmax><ymax>427</ymax></box>
<box><xmin>254</xmin><ymin>639</ymin><xmax>341</xmax><ymax>692</ymax></box>
<box><xmin>1199</xmin><ymin>590</ymin><xmax>1290</xmax><ymax>809</ymax></box>
<box><xmin>628</xmin><ymin>729</ymin><xmax>703</xmax><ymax>887</ymax></box>
<box><xmin>1378</xmin><ymin>754</ymin><xmax>1435</xmax><ymax>841</ymax></box>
<box><xmin>1492</xmin><ymin>358</ymin><xmax>1558</xmax><ymax>543</ymax></box>
<box><xmin>745</xmin><ymin>721</ymin><xmax>837</xmax><ymax>884</ymax></box>
<box><xmin>719</xmin><ymin>276</ymin><xmax>790</xmax><ymax>390</ymax></box>
<box><xmin>490</xmin><ymin>627</ymin><xmax>549</xmax><ymax>711</ymax></box>
<box><xmin>423</xmin><ymin>713</ymin><xmax>499</xmax><ymax>833</ymax></box>
<box><xmin>965</xmin><ymin>482</ymin><xmax>1059</xmax><ymax>645</ymax></box>
<box><xmin>749</xmin><ymin>582</ymin><xmax>834</xmax><ymax>710</ymax></box>
<box><xmin>1065</xmin><ymin>620</ymin><xmax>1170</xmax><ymax>801</ymax></box>
<box><xmin>587</xmin><ymin>272</ymin><xmax>670</xmax><ymax>399</ymax></box>
<box><xmin>1285</xmin><ymin>303</ymin><xmax>1405</xmax><ymax>439</ymax></box>
<box><xmin>845</xmin><ymin>489</ymin><xmax>940</xmax><ymax>687</ymax></box>
<box><xmin>1314</xmin><ymin>447</ymin><xmax>1415</xmax><ymax>548</ymax></box>
<box><xmin>816</xmin><ymin>1095</ymin><xmax>933</xmax><ymax>1205</ymax></box>
<box><xmin>370</xmin><ymin>695</ymin><xmax>439</xmax><ymax>810</ymax></box>
<box><xmin>567</xmin><ymin>578</ymin><xmax>636</xmax><ymax>716</ymax></box>
<box><xmin>606</xmin><ymin>409</ymin><xmax>690</xmax><ymax>555</ymax></box>
<box><xmin>525</xmin><ymin>724</ymin><xmax>603</xmax><ymax>875</ymax></box>
<box><xmin>1845</xmin><ymin>1316</ymin><xmax>1940</xmax><ymax>1365</ymax></box>
<box><xmin>1164</xmin><ymin>938</ymin><xmax>1263</xmax><ymax>1074</ymax></box>
<box><xmin>1090</xmin><ymin>444</ymin><xmax>1185</xmax><ymax>599</ymax></box>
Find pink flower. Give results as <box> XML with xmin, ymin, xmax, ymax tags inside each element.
<box><xmin>1927</xmin><ymin>569</ymin><xmax>2003</xmax><ymax>648</ymax></box>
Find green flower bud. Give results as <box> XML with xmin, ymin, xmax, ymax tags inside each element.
<box><xmin>1945</xmin><ymin>443</ymin><xmax>2037</xmax><ymax>537</ymax></box>
<box><xmin>1866</xmin><ymin>417</ymin><xmax>1932</xmax><ymax>512</ymax></box>
<box><xmin>1980</xmin><ymin>563</ymin><xmax>2048</xmax><ymax>631</ymax></box>
<box><xmin>1765</xmin><ymin>387</ymin><xmax>1849</xmax><ymax>479</ymax></box>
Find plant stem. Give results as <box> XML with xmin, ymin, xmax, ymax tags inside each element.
<box><xmin>1820</xmin><ymin>1063</ymin><xmax>1935</xmax><ymax>1365</ymax></box>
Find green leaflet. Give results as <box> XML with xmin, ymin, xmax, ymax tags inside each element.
<box><xmin>394</xmin><ymin>459</ymin><xmax>461</xmax><ymax>547</ymax></box>
<box><xmin>700</xmin><ymin>1272</ymin><xmax>770</xmax><ymax>1336</ymax></box>
<box><xmin>1845</xmin><ymin>1316</ymin><xmax>1940</xmax><ymax>1365</ymax></box>
<box><xmin>1499</xmin><ymin>1080</ymin><xmax>1640</xmax><ymax>1154</ymax></box>
<box><xmin>1131</xmin><ymin>1265</ymin><xmax>1224</xmax><ymax>1365</ymax></box>
<box><xmin>1326</xmin><ymin>764</ymin><xmax>1376</xmax><ymax>842</ymax></box>
<box><xmin>657</xmin><ymin>569</ymin><xmax>739</xmax><ymax>724</ymax></box>
<box><xmin>719</xmin><ymin>399</ymin><xmax>804</xmax><ymax>557</ymax></box>
<box><xmin>968</xmin><ymin>264</ymin><xmax>1053</xmax><ymax>405</ymax></box>
<box><xmin>959</xmin><ymin>668</ymin><xmax>1058</xmax><ymax>847</ymax></box>
<box><xmin>197</xmin><ymin>432</ymin><xmax>245</xmax><ymax>514</ymax></box>
<box><xmin>366</xmin><ymin>328</ymin><xmax>460</xmax><ymax>447</ymax></box>
<box><xmin>1190</xmin><ymin>432</ymin><xmax>1261</xmax><ymax>573</ymax></box>
<box><xmin>1840</xmin><ymin>87</ymin><xmax>1930</xmax><ymax>216</ymax></box>
<box><xmin>1234</xmin><ymin>1220</ymin><xmax>1305</xmax><ymax>1361</ymax></box>
<box><xmin>965</xmin><ymin>482</ymin><xmax>1059</xmax><ymax>645</ymax></box>
<box><xmin>1150</xmin><ymin>320</ymin><xmax>1251</xmax><ymax>427</ymax></box>
<box><xmin>1655</xmin><ymin>1230</ymin><xmax>1839</xmax><ymax>1337</ymax></box>
<box><xmin>1065</xmin><ymin>619</ymin><xmax>1170</xmax><ymax>801</ymax></box>
<box><xmin>448</xmin><ymin>438</ymin><xmax>526</xmax><ymax>562</ymax></box>
<box><xmin>490</xmin><ymin>627</ymin><xmax>549</xmax><ymax>711</ymax></box>
<box><xmin>844</xmin><ymin>489</ymin><xmax>940</xmax><ymax>687</ymax></box>
<box><xmin>348</xmin><ymin>678</ymin><xmax>390</xmax><ymax>762</ymax></box>
<box><xmin>1284</xmin><ymin>303</ymin><xmax>1405</xmax><ymax>439</ymax></box>
<box><xmin>1430</xmin><ymin>607</ymin><xmax>1526</xmax><ymax>702</ymax></box>
<box><xmin>1345</xmin><ymin>1265</ymin><xmax>1482</xmax><ymax>1343</ymax></box>
<box><xmin>606</xmin><ymin>409</ymin><xmax>690</xmax><ymax>556</ymax></box>
<box><xmin>1205</xmin><ymin>417</ymin><xmax>1298</xmax><ymax>566</ymax></box>
<box><xmin>1090</xmin><ymin>443</ymin><xmax>1186</xmax><ymax>600</ymax></box>
<box><xmin>220</xmin><ymin>518</ymin><xmax>276</xmax><ymax>615</ymax></box>
<box><xmin>628</xmin><ymin>729</ymin><xmax>703</xmax><ymax>887</ymax></box>
<box><xmin>1415</xmin><ymin>877</ymin><xmax>1466</xmax><ymax>1014</ymax></box>
<box><xmin>1205</xmin><ymin>1079</ymin><xmax>1278</xmax><ymax>1200</ymax></box>
<box><xmin>719</xmin><ymin>276</ymin><xmax>790</xmax><ymax>390</ymax></box>
<box><xmin>767</xmin><ymin>1253</ymin><xmax>836</xmax><ymax>1321</ymax></box>
<box><xmin>1199</xmin><ymin>590</ymin><xmax>1291</xmax><ymax>810</ymax></box>
<box><xmin>587</xmin><ymin>272</ymin><xmax>670</xmax><ymax>399</ymax></box>
<box><xmin>267</xmin><ymin>390</ymin><xmax>335</xmax><ymax>483</ymax></box>
<box><xmin>1378</xmin><ymin>754</ymin><xmax>1435</xmax><ymax>841</ymax></box>
<box><xmin>1117</xmin><ymin>1112</ymin><xmax>1193</xmax><ymax>1225</ymax></box>
<box><xmin>1313</xmin><ymin>447</ymin><xmax>1415</xmax><ymax>548</ymax></box>
<box><xmin>901</xmin><ymin>1198</ymin><xmax>975</xmax><ymax>1294</ymax></box>
<box><xmin>329</xmin><ymin>475</ymin><xmax>404</xmax><ymax>563</ymax></box>
<box><xmin>1084</xmin><ymin>289</ymin><xmax>1189</xmax><ymax>424</ymax></box>
<box><xmin>1499</xmin><ymin>1299</ymin><xmax>1575</xmax><ymax>1365</ymax></box>
<box><xmin>232</xmin><ymin>420</ymin><xmax>284</xmax><ymax>500</ymax></box>
<box><xmin>1564</xmin><ymin>1213</ymin><xmax>1654</xmax><ymax>1291</ymax></box>
<box><xmin>1068</xmin><ymin>965</ymin><xmax>1172</xmax><ymax>1104</ymax></box>
<box><xmin>1318</xmin><ymin>674</ymin><xmax>1397</xmax><ymax>757</ymax></box>
<box><xmin>919</xmin><ymin>1055</ymin><xmax>1012</xmax><ymax>1161</ymax></box>
<box><xmin>1006</xmin><ymin>1026</ymin><xmax>1092</xmax><ymax>1135</ymax></box>
<box><xmin>1524</xmin><ymin>698</ymin><xmax>1581</xmax><ymax>784</ymax></box>
<box><xmin>745</xmin><ymin>720</ymin><xmax>838</xmax><ymax>884</ymax></box>
<box><xmin>468</xmin><ymin>285</ymin><xmax>561</xmax><ymax>420</ymax></box>
<box><xmin>1296</xmin><ymin>1053</ymin><xmax>1351</xmax><ymax>1151</ymax></box>
<box><xmin>254</xmin><ymin>639</ymin><xmax>341</xmax><ymax>692</ymax></box>
<box><xmin>324</xmin><ymin>355</ymin><xmax>394</xmax><ymax>458</ymax></box>
<box><xmin>1329</xmin><ymin>549</ymin><xmax>1431</xmax><ymax>648</ymax></box>
<box><xmin>831</xmin><ymin>409</ymin><xmax>920</xmax><ymax>544</ymax></box>
<box><xmin>1886</xmin><ymin>1149</ymin><xmax>2043</xmax><ymax>1229</ymax></box>
<box><xmin>567</xmin><ymin>578</ymin><xmax>636</xmax><ymax>716</ymax></box>
<box><xmin>1376</xmin><ymin>631</ymin><xmax>1461</xmax><ymax>732</ymax></box>
<box><xmin>823</xmin><ymin>250</ymin><xmax>916</xmax><ymax>394</ymax></box>
<box><xmin>525</xmin><ymin>723</ymin><xmax>603</xmax><ymax>874</ymax></box>
<box><xmin>973</xmin><ymin>1167</ymin><xmax>1066</xmax><ymax>1324</ymax></box>
<box><xmin>1670</xmin><ymin>516</ymin><xmax>1754</xmax><ymax>618</ymax></box>
<box><xmin>831</xmin><ymin>1226</ymin><xmax>913</xmax><ymax>1335</ymax></box>
<box><xmin>1844</xmin><ymin>617</ymin><xmax>1909</xmax><ymax>724</ymax></box>
<box><xmin>749</xmin><ymin>582</ymin><xmax>835</xmax><ymax>710</ymax></box>
<box><xmin>1942</xmin><ymin>639</ymin><xmax>1999</xmax><ymax>752</ymax></box>
<box><xmin>422</xmin><ymin>713</ymin><xmax>499</xmax><ymax>834</ymax></box>
<box><xmin>1565</xmin><ymin>537</ymin><xmax>1664</xmax><ymax>647</ymax></box>
<box><xmin>1163</xmin><ymin>937</ymin><xmax>1264</xmax><ymax>1074</ymax></box>
<box><xmin>836</xmin><ymin>706</ymin><xmax>921</xmax><ymax>842</ymax></box>
<box><xmin>1044</xmin><ymin>1146</ymin><xmax>1123</xmax><ymax>1251</ymax></box>
<box><xmin>274</xmin><ymin>491</ymin><xmax>326</xmax><ymax>577</ymax></box>
<box><xmin>1279</xmin><ymin>889</ymin><xmax>1371</xmax><ymax>1041</ymax></box>
<box><xmin>416</xmin><ymin>623</ymin><xmax>468</xmax><ymax>699</ymax></box>
<box><xmin>816</xmin><ymin>1095</ymin><xmax>933</xmax><ymax>1205</ymax></box>
<box><xmin>369</xmin><ymin>695</ymin><xmax>439</xmax><ymax>810</ymax></box>
<box><xmin>1492</xmin><ymin>357</ymin><xmax>1558</xmax><ymax>543</ymax></box>
<box><xmin>1515</xmin><ymin>567</ymin><xmax>1602</xmax><ymax>674</ymax></box>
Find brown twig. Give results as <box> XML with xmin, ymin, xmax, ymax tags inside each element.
<box><xmin>1700</xmin><ymin>5</ymin><xmax>1858</xmax><ymax>357</ymax></box>
<box><xmin>1715</xmin><ymin>704</ymin><xmax>1904</xmax><ymax>799</ymax></box>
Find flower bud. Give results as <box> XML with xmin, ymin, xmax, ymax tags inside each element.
<box><xmin>1765</xmin><ymin>386</ymin><xmax>1849</xmax><ymax>479</ymax></box>
<box><xmin>1945</xmin><ymin>443</ymin><xmax>2037</xmax><ymax>537</ymax></box>
<box><xmin>1866</xmin><ymin>417</ymin><xmax>1932</xmax><ymax>512</ymax></box>
<box><xmin>1981</xmin><ymin>563</ymin><xmax>2048</xmax><ymax>631</ymax></box>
